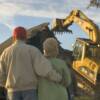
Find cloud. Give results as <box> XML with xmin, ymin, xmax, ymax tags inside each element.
<box><xmin>0</xmin><ymin>0</ymin><xmax>100</xmax><ymax>28</ymax></box>
<box><xmin>84</xmin><ymin>8</ymin><xmax>100</xmax><ymax>23</ymax></box>
<box><xmin>0</xmin><ymin>15</ymin><xmax>15</xmax><ymax>29</ymax></box>
<box><xmin>0</xmin><ymin>1</ymin><xmax>67</xmax><ymax>18</ymax></box>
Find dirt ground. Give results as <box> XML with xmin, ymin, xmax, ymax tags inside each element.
<box><xmin>72</xmin><ymin>72</ymin><xmax>100</xmax><ymax>100</ymax></box>
<box><xmin>74</xmin><ymin>96</ymin><xmax>93</xmax><ymax>100</ymax></box>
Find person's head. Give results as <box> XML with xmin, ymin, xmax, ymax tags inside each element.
<box><xmin>13</xmin><ymin>26</ymin><xmax>27</xmax><ymax>41</ymax></box>
<box><xmin>43</xmin><ymin>38</ymin><xmax>59</xmax><ymax>57</ymax></box>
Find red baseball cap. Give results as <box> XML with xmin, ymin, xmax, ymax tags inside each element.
<box><xmin>13</xmin><ymin>26</ymin><xmax>27</xmax><ymax>40</ymax></box>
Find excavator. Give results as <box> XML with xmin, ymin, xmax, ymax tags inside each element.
<box><xmin>51</xmin><ymin>9</ymin><xmax>100</xmax><ymax>93</ymax></box>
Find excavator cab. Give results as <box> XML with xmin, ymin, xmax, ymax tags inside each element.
<box><xmin>73</xmin><ymin>38</ymin><xmax>97</xmax><ymax>60</ymax></box>
<box><xmin>73</xmin><ymin>38</ymin><xmax>99</xmax><ymax>85</ymax></box>
<box><xmin>73</xmin><ymin>39</ymin><xmax>85</xmax><ymax>60</ymax></box>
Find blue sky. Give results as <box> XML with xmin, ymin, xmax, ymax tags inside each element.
<box><xmin>0</xmin><ymin>0</ymin><xmax>100</xmax><ymax>50</ymax></box>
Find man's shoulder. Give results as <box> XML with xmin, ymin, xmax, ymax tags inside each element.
<box><xmin>4</xmin><ymin>44</ymin><xmax>14</xmax><ymax>52</ymax></box>
<box><xmin>0</xmin><ymin>44</ymin><xmax>14</xmax><ymax>57</ymax></box>
<box><xmin>25</xmin><ymin>44</ymin><xmax>40</xmax><ymax>52</ymax></box>
<box><xmin>26</xmin><ymin>44</ymin><xmax>36</xmax><ymax>49</ymax></box>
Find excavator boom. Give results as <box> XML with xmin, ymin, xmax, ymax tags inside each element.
<box><xmin>52</xmin><ymin>9</ymin><xmax>100</xmax><ymax>44</ymax></box>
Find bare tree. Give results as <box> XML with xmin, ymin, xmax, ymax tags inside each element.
<box><xmin>87</xmin><ymin>0</ymin><xmax>100</xmax><ymax>8</ymax></box>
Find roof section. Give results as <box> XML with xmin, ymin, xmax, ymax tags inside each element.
<box><xmin>27</xmin><ymin>22</ymin><xmax>49</xmax><ymax>38</ymax></box>
<box><xmin>0</xmin><ymin>22</ymin><xmax>50</xmax><ymax>55</ymax></box>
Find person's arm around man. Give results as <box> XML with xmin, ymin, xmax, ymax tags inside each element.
<box><xmin>30</xmin><ymin>47</ymin><xmax>62</xmax><ymax>82</ymax></box>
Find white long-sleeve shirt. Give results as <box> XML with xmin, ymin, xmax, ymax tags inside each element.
<box><xmin>0</xmin><ymin>40</ymin><xmax>61</xmax><ymax>92</ymax></box>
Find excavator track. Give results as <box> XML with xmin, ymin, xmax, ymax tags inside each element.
<box><xmin>74</xmin><ymin>72</ymin><xmax>100</xmax><ymax>100</ymax></box>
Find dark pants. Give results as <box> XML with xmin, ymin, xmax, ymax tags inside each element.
<box><xmin>7</xmin><ymin>89</ymin><xmax>37</xmax><ymax>100</ymax></box>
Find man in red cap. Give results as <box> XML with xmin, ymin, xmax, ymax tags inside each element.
<box><xmin>0</xmin><ymin>26</ymin><xmax>62</xmax><ymax>100</ymax></box>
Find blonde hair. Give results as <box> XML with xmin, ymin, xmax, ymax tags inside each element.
<box><xmin>43</xmin><ymin>38</ymin><xmax>59</xmax><ymax>57</ymax></box>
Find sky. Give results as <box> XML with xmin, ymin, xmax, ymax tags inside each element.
<box><xmin>0</xmin><ymin>0</ymin><xmax>100</xmax><ymax>50</ymax></box>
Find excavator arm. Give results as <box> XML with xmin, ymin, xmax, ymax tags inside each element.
<box><xmin>52</xmin><ymin>9</ymin><xmax>100</xmax><ymax>85</ymax></box>
<box><xmin>52</xmin><ymin>9</ymin><xmax>100</xmax><ymax>44</ymax></box>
